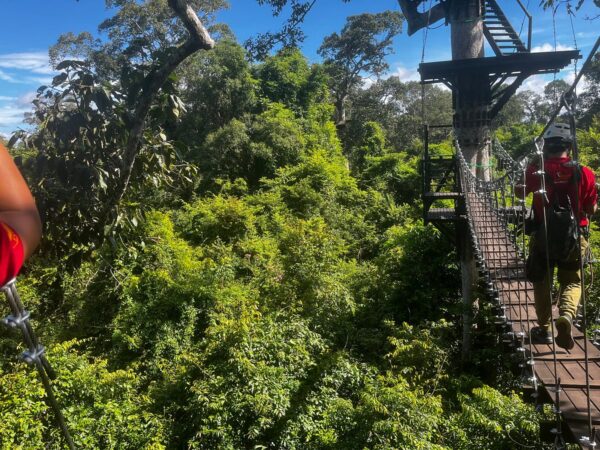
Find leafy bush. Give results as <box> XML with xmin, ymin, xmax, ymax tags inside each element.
<box><xmin>0</xmin><ymin>340</ymin><xmax>165</xmax><ymax>449</ymax></box>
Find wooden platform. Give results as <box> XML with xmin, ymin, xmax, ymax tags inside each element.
<box><xmin>419</xmin><ymin>50</ymin><xmax>580</xmax><ymax>84</ymax></box>
<box><xmin>467</xmin><ymin>192</ymin><xmax>600</xmax><ymax>447</ymax></box>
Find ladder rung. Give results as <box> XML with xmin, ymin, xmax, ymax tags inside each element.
<box><xmin>423</xmin><ymin>192</ymin><xmax>462</xmax><ymax>200</ymax></box>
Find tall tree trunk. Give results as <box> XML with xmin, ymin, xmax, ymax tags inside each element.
<box><xmin>451</xmin><ymin>0</ymin><xmax>490</xmax><ymax>180</ymax></box>
<box><xmin>450</xmin><ymin>0</ymin><xmax>488</xmax><ymax>364</ymax></box>
<box><xmin>335</xmin><ymin>94</ymin><xmax>347</xmax><ymax>126</ymax></box>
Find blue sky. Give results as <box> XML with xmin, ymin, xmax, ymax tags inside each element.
<box><xmin>0</xmin><ymin>0</ymin><xmax>597</xmax><ymax>135</ymax></box>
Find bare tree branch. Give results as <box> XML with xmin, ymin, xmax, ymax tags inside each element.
<box><xmin>115</xmin><ymin>0</ymin><xmax>215</xmax><ymax>205</ymax></box>
<box><xmin>396</xmin><ymin>0</ymin><xmax>446</xmax><ymax>35</ymax></box>
<box><xmin>169</xmin><ymin>0</ymin><xmax>215</xmax><ymax>49</ymax></box>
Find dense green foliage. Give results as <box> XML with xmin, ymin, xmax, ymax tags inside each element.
<box><xmin>5</xmin><ymin>2</ymin><xmax>599</xmax><ymax>449</ymax></box>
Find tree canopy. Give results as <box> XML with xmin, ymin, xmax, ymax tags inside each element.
<box><xmin>1</xmin><ymin>1</ymin><xmax>598</xmax><ymax>449</ymax></box>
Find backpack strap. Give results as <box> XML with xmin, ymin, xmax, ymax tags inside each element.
<box><xmin>543</xmin><ymin>160</ymin><xmax>581</xmax><ymax>208</ymax></box>
<box><xmin>542</xmin><ymin>170</ymin><xmax>559</xmax><ymax>207</ymax></box>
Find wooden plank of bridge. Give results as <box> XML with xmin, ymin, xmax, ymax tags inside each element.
<box><xmin>467</xmin><ymin>193</ymin><xmax>600</xmax><ymax>447</ymax></box>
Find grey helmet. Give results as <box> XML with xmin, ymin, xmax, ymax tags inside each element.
<box><xmin>543</xmin><ymin>122</ymin><xmax>573</xmax><ymax>143</ymax></box>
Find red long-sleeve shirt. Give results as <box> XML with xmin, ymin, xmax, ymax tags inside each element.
<box><xmin>524</xmin><ymin>156</ymin><xmax>597</xmax><ymax>227</ymax></box>
<box><xmin>0</xmin><ymin>222</ymin><xmax>24</xmax><ymax>287</ymax></box>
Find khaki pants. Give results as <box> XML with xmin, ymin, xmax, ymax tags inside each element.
<box><xmin>530</xmin><ymin>234</ymin><xmax>588</xmax><ymax>331</ymax></box>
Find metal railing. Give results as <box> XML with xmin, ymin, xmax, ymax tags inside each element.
<box><xmin>514</xmin><ymin>0</ymin><xmax>532</xmax><ymax>52</ymax></box>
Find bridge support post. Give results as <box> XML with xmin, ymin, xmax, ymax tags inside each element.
<box><xmin>458</xmin><ymin>221</ymin><xmax>478</xmax><ymax>363</ymax></box>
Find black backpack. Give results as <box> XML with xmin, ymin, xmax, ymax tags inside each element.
<box><xmin>526</xmin><ymin>163</ymin><xmax>580</xmax><ymax>282</ymax></box>
<box><xmin>539</xmin><ymin>194</ymin><xmax>578</xmax><ymax>262</ymax></box>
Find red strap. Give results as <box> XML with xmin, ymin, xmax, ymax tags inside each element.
<box><xmin>0</xmin><ymin>222</ymin><xmax>24</xmax><ymax>287</ymax></box>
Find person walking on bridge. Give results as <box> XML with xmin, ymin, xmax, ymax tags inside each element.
<box><xmin>516</xmin><ymin>123</ymin><xmax>597</xmax><ymax>350</ymax></box>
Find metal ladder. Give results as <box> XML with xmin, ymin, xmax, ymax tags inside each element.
<box><xmin>483</xmin><ymin>0</ymin><xmax>530</xmax><ymax>56</ymax></box>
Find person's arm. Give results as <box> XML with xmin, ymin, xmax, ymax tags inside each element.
<box><xmin>0</xmin><ymin>143</ymin><xmax>41</xmax><ymax>258</ymax></box>
<box><xmin>581</xmin><ymin>168</ymin><xmax>598</xmax><ymax>216</ymax></box>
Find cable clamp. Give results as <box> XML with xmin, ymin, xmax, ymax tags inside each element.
<box><xmin>502</xmin><ymin>332</ymin><xmax>515</xmax><ymax>343</ymax></box>
<box><xmin>592</xmin><ymin>330</ymin><xmax>600</xmax><ymax>346</ymax></box>
<box><xmin>534</xmin><ymin>170</ymin><xmax>545</xmax><ymax>176</ymax></box>
<box><xmin>579</xmin><ymin>436</ymin><xmax>597</xmax><ymax>448</ymax></box>
<box><xmin>494</xmin><ymin>315</ymin><xmax>507</xmax><ymax>325</ymax></box>
<box><xmin>0</xmin><ymin>278</ymin><xmax>16</xmax><ymax>292</ymax></box>
<box><xmin>2</xmin><ymin>311</ymin><xmax>31</xmax><ymax>328</ymax></box>
<box><xmin>22</xmin><ymin>345</ymin><xmax>45</xmax><ymax>365</ymax></box>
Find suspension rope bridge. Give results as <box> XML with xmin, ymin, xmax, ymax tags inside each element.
<box><xmin>419</xmin><ymin>32</ymin><xmax>600</xmax><ymax>448</ymax></box>
<box><xmin>457</xmin><ymin>138</ymin><xmax>600</xmax><ymax>448</ymax></box>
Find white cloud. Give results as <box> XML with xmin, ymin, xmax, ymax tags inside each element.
<box><xmin>361</xmin><ymin>76</ymin><xmax>375</xmax><ymax>89</ymax></box>
<box><xmin>389</xmin><ymin>64</ymin><xmax>420</xmax><ymax>82</ymax></box>
<box><xmin>0</xmin><ymin>69</ymin><xmax>17</xmax><ymax>83</ymax></box>
<box><xmin>16</xmin><ymin>91</ymin><xmax>37</xmax><ymax>107</ymax></box>
<box><xmin>576</xmin><ymin>31</ymin><xmax>597</xmax><ymax>39</ymax></box>
<box><xmin>0</xmin><ymin>52</ymin><xmax>53</xmax><ymax>75</ymax></box>
<box><xmin>531</xmin><ymin>42</ymin><xmax>575</xmax><ymax>53</ymax></box>
<box><xmin>562</xmin><ymin>71</ymin><xmax>588</xmax><ymax>93</ymax></box>
<box><xmin>360</xmin><ymin>64</ymin><xmax>420</xmax><ymax>89</ymax></box>
<box><xmin>0</xmin><ymin>52</ymin><xmax>55</xmax><ymax>87</ymax></box>
<box><xmin>26</xmin><ymin>76</ymin><xmax>52</xmax><ymax>86</ymax></box>
<box><xmin>517</xmin><ymin>69</ymin><xmax>587</xmax><ymax>97</ymax></box>
<box><xmin>0</xmin><ymin>92</ymin><xmax>37</xmax><ymax>133</ymax></box>
<box><xmin>0</xmin><ymin>96</ymin><xmax>16</xmax><ymax>101</ymax></box>
<box><xmin>0</xmin><ymin>104</ymin><xmax>29</xmax><ymax>128</ymax></box>
<box><xmin>520</xmin><ymin>75</ymin><xmax>548</xmax><ymax>95</ymax></box>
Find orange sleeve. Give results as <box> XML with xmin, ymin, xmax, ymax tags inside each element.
<box><xmin>0</xmin><ymin>222</ymin><xmax>24</xmax><ymax>287</ymax></box>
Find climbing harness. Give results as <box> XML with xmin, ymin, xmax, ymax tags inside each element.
<box><xmin>1</xmin><ymin>279</ymin><xmax>75</xmax><ymax>449</ymax></box>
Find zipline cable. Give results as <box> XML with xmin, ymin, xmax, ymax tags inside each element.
<box><xmin>539</xmin><ymin>36</ymin><xmax>600</xmax><ymax>142</ymax></box>
<box><xmin>420</xmin><ymin>0</ymin><xmax>434</xmax><ymax>125</ymax></box>
<box><xmin>532</xmin><ymin>138</ymin><xmax>566</xmax><ymax>445</ymax></box>
<box><xmin>563</xmin><ymin>93</ymin><xmax>596</xmax><ymax>446</ymax></box>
